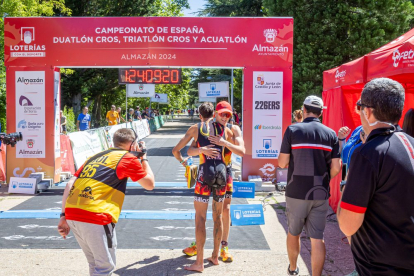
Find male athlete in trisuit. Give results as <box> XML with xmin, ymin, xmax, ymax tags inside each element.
<box><xmin>172</xmin><ymin>102</ymin><xmax>224</xmax><ymax>272</ymax></box>
<box><xmin>183</xmin><ymin>101</ymin><xmax>245</xmax><ymax>265</ymax></box>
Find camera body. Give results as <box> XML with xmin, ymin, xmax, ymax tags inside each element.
<box><xmin>0</xmin><ymin>132</ymin><xmax>23</xmax><ymax>147</ymax></box>
<box><xmin>129</xmin><ymin>141</ymin><xmax>146</xmax><ymax>158</ymax></box>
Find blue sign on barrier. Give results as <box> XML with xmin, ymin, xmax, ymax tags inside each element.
<box><xmin>230</xmin><ymin>204</ymin><xmax>265</xmax><ymax>226</ymax></box>
<box><xmin>232</xmin><ymin>182</ymin><xmax>255</xmax><ymax>198</ymax></box>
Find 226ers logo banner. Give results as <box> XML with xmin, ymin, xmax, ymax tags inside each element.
<box><xmin>4</xmin><ymin>17</ymin><xmax>293</xmax><ymax>67</ymax></box>
<box><xmin>252</xmin><ymin>71</ymin><xmax>283</xmax><ymax>159</ymax></box>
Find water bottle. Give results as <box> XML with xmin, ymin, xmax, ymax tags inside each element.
<box><xmin>187</xmin><ymin>157</ymin><xmax>193</xmax><ymax>166</ymax></box>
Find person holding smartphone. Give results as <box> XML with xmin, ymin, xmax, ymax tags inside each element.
<box><xmin>57</xmin><ymin>128</ymin><xmax>154</xmax><ymax>276</ymax></box>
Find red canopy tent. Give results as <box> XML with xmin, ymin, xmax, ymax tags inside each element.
<box><xmin>323</xmin><ymin>29</ymin><xmax>414</xmax><ymax>212</ymax></box>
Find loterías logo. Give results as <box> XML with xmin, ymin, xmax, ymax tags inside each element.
<box><xmin>21</xmin><ymin>27</ymin><xmax>35</xmax><ymax>44</ymax></box>
<box><xmin>263</xmin><ymin>29</ymin><xmax>277</xmax><ymax>43</ymax></box>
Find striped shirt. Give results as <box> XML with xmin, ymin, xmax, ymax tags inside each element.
<box><xmin>280</xmin><ymin>117</ymin><xmax>340</xmax><ymax>200</ymax></box>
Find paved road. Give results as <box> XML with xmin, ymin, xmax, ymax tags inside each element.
<box><xmin>0</xmin><ymin>118</ymin><xmax>268</xmax><ymax>250</ymax></box>
<box><xmin>0</xmin><ymin>117</ymin><xmax>355</xmax><ymax>275</ymax></box>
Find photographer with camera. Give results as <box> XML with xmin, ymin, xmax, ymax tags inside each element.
<box><xmin>57</xmin><ymin>128</ymin><xmax>154</xmax><ymax>276</ymax></box>
<box><xmin>0</xmin><ymin>131</ymin><xmax>23</xmax><ymax>187</ymax></box>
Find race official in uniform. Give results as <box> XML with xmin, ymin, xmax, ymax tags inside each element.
<box><xmin>57</xmin><ymin>128</ymin><xmax>154</xmax><ymax>276</ymax></box>
<box><xmin>338</xmin><ymin>78</ymin><xmax>414</xmax><ymax>275</ymax></box>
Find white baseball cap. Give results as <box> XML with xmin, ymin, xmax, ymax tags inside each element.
<box><xmin>303</xmin><ymin>95</ymin><xmax>326</xmax><ymax>109</ymax></box>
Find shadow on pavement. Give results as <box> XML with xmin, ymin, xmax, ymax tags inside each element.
<box><xmin>114</xmin><ymin>255</ymin><xmax>217</xmax><ymax>276</ymax></box>
<box><xmin>273</xmin><ymin>201</ymin><xmax>355</xmax><ymax>276</ymax></box>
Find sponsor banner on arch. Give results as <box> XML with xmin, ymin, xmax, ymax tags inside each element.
<box><xmin>4</xmin><ymin>17</ymin><xmax>293</xmax><ymax>67</ymax></box>
<box><xmin>15</xmin><ymin>71</ymin><xmax>45</xmax><ymax>158</ymax></box>
<box><xmin>127</xmin><ymin>84</ymin><xmax>155</xmax><ymax>97</ymax></box>
<box><xmin>151</xmin><ymin>93</ymin><xmax>169</xmax><ymax>103</ymax></box>
<box><xmin>252</xmin><ymin>71</ymin><xmax>283</xmax><ymax>159</ymax></box>
<box><xmin>198</xmin><ymin>81</ymin><xmax>229</xmax><ymax>98</ymax></box>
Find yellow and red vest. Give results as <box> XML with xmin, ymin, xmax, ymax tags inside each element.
<box><xmin>65</xmin><ymin>149</ymin><xmax>129</xmax><ymax>224</ymax></box>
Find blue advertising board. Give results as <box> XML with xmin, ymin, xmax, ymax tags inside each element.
<box><xmin>230</xmin><ymin>204</ymin><xmax>265</xmax><ymax>226</ymax></box>
<box><xmin>232</xmin><ymin>182</ymin><xmax>255</xmax><ymax>198</ymax></box>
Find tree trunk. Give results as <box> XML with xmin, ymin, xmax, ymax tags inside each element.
<box><xmin>92</xmin><ymin>94</ymin><xmax>102</xmax><ymax>128</ymax></box>
<box><xmin>72</xmin><ymin>93</ymin><xmax>82</xmax><ymax>116</ymax></box>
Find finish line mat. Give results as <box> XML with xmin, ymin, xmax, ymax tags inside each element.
<box><xmin>0</xmin><ymin>187</ymin><xmax>269</xmax><ymax>250</ymax></box>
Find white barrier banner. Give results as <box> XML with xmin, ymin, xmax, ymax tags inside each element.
<box><xmin>252</xmin><ymin>71</ymin><xmax>283</xmax><ymax>159</ymax></box>
<box><xmin>96</xmin><ymin>128</ymin><xmax>109</xmax><ymax>150</ymax></box>
<box><xmin>132</xmin><ymin>120</ymin><xmax>146</xmax><ymax>139</ymax></box>
<box><xmin>143</xmin><ymin>119</ymin><xmax>150</xmax><ymax>136</ymax></box>
<box><xmin>198</xmin><ymin>81</ymin><xmax>229</xmax><ymax>98</ymax></box>
<box><xmin>69</xmin><ymin>130</ymin><xmax>105</xmax><ymax>168</ymax></box>
<box><xmin>127</xmin><ymin>84</ymin><xmax>155</xmax><ymax>97</ymax></box>
<box><xmin>15</xmin><ymin>71</ymin><xmax>46</xmax><ymax>158</ymax></box>
<box><xmin>67</xmin><ymin>119</ymin><xmax>153</xmax><ymax>169</ymax></box>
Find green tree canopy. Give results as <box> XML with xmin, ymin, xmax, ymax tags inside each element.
<box><xmin>60</xmin><ymin>0</ymin><xmax>190</xmax><ymax>128</ymax></box>
<box><xmin>264</xmin><ymin>0</ymin><xmax>414</xmax><ymax>108</ymax></box>
<box><xmin>198</xmin><ymin>0</ymin><xmax>264</xmax><ymax>16</ymax></box>
<box><xmin>0</xmin><ymin>0</ymin><xmax>71</xmax><ymax>130</ymax></box>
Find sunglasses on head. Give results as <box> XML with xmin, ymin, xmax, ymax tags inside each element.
<box><xmin>356</xmin><ymin>100</ymin><xmax>374</xmax><ymax>111</ymax></box>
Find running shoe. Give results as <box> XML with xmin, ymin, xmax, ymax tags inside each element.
<box><xmin>220</xmin><ymin>246</ymin><xmax>234</xmax><ymax>262</ymax></box>
<box><xmin>287</xmin><ymin>264</ymin><xmax>299</xmax><ymax>275</ymax></box>
<box><xmin>183</xmin><ymin>242</ymin><xmax>197</xmax><ymax>256</ymax></box>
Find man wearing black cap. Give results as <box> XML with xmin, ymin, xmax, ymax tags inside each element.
<box><xmin>279</xmin><ymin>95</ymin><xmax>342</xmax><ymax>276</ymax></box>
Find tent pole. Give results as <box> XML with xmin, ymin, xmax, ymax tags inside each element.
<box><xmin>125</xmin><ymin>86</ymin><xmax>128</xmax><ymax>123</ymax></box>
<box><xmin>231</xmin><ymin>69</ymin><xmax>234</xmax><ymax>107</ymax></box>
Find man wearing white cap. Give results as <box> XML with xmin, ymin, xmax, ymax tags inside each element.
<box><xmin>278</xmin><ymin>95</ymin><xmax>342</xmax><ymax>276</ymax></box>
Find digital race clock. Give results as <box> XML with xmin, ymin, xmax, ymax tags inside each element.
<box><xmin>118</xmin><ymin>68</ymin><xmax>182</xmax><ymax>84</ymax></box>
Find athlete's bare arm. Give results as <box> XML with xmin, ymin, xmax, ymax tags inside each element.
<box><xmin>58</xmin><ymin>176</ymin><xmax>77</xmax><ymax>239</ymax></box>
<box><xmin>172</xmin><ymin>124</ymin><xmax>198</xmax><ymax>166</ymax></box>
<box><xmin>208</xmin><ymin>125</ymin><xmax>245</xmax><ymax>156</ymax></box>
<box><xmin>187</xmin><ymin>140</ymin><xmax>220</xmax><ymax>158</ymax></box>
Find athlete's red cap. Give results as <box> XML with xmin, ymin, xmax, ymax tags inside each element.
<box><xmin>216</xmin><ymin>101</ymin><xmax>233</xmax><ymax>114</ymax></box>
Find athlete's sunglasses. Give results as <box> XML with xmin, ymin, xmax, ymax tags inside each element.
<box><xmin>356</xmin><ymin>100</ymin><xmax>374</xmax><ymax>111</ymax></box>
<box><xmin>218</xmin><ymin>112</ymin><xmax>232</xmax><ymax>118</ymax></box>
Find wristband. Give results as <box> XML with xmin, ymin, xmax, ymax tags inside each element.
<box><xmin>339</xmin><ymin>138</ymin><xmax>346</xmax><ymax>141</ymax></box>
<box><xmin>60</xmin><ymin>212</ymin><xmax>65</xmax><ymax>218</ymax></box>
<box><xmin>180</xmin><ymin>159</ymin><xmax>185</xmax><ymax>164</ymax></box>
<box><xmin>141</xmin><ymin>159</ymin><xmax>149</xmax><ymax>163</ymax></box>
